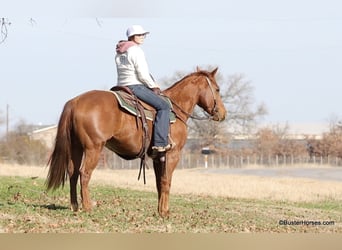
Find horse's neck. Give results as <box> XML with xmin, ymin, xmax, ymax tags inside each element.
<box><xmin>164</xmin><ymin>77</ymin><xmax>199</xmax><ymax>119</ymax></box>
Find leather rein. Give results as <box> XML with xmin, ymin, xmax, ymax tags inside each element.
<box><xmin>170</xmin><ymin>76</ymin><xmax>218</xmax><ymax>124</ymax></box>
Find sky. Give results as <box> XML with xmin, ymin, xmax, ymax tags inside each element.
<box><xmin>1</xmin><ymin>0</ymin><xmax>342</xmax><ymax>135</ymax></box>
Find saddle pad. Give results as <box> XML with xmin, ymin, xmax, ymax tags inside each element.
<box><xmin>110</xmin><ymin>90</ymin><xmax>176</xmax><ymax>123</ymax></box>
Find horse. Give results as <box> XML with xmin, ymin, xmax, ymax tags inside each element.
<box><xmin>46</xmin><ymin>67</ymin><xmax>226</xmax><ymax>217</ymax></box>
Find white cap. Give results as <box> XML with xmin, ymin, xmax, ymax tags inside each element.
<box><xmin>126</xmin><ymin>25</ymin><xmax>149</xmax><ymax>38</ymax></box>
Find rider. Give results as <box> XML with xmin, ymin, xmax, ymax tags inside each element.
<box><xmin>115</xmin><ymin>25</ymin><xmax>172</xmax><ymax>153</ymax></box>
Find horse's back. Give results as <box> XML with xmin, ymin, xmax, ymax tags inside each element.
<box><xmin>74</xmin><ymin>90</ymin><xmax>115</xmax><ymax>106</ymax></box>
<box><xmin>70</xmin><ymin>90</ymin><xmax>143</xmax><ymax>149</ymax></box>
<box><xmin>69</xmin><ymin>90</ymin><xmax>120</xmax><ymax>141</ymax></box>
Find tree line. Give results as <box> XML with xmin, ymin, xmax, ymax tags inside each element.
<box><xmin>1</xmin><ymin>115</ymin><xmax>341</xmax><ymax>167</ymax></box>
<box><xmin>0</xmin><ymin>121</ymin><xmax>48</xmax><ymax>165</ymax></box>
<box><xmin>1</xmin><ymin>68</ymin><xmax>341</xmax><ymax>166</ymax></box>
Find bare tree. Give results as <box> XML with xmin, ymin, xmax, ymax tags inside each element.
<box><xmin>0</xmin><ymin>109</ymin><xmax>4</xmax><ymax>126</ymax></box>
<box><xmin>254</xmin><ymin>128</ymin><xmax>280</xmax><ymax>157</ymax></box>
<box><xmin>0</xmin><ymin>18</ymin><xmax>11</xmax><ymax>44</ymax></box>
<box><xmin>160</xmin><ymin>66</ymin><xmax>267</xmax><ymax>149</ymax></box>
<box><xmin>307</xmin><ymin>116</ymin><xmax>342</xmax><ymax>159</ymax></box>
<box><xmin>188</xmin><ymin>72</ymin><xmax>268</xmax><ymax>141</ymax></box>
<box><xmin>0</xmin><ymin>120</ymin><xmax>49</xmax><ymax>165</ymax></box>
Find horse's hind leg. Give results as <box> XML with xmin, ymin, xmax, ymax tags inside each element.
<box><xmin>69</xmin><ymin>143</ymin><xmax>83</xmax><ymax>212</ymax></box>
<box><xmin>80</xmin><ymin>146</ymin><xmax>102</xmax><ymax>212</ymax></box>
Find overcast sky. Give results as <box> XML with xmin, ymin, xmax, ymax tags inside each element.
<box><xmin>1</xmin><ymin>0</ymin><xmax>342</xmax><ymax>135</ymax></box>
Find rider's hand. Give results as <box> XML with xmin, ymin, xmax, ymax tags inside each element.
<box><xmin>151</xmin><ymin>87</ymin><xmax>161</xmax><ymax>95</ymax></box>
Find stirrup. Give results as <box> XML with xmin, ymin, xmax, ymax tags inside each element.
<box><xmin>152</xmin><ymin>144</ymin><xmax>172</xmax><ymax>153</ymax></box>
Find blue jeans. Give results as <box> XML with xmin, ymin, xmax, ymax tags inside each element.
<box><xmin>127</xmin><ymin>84</ymin><xmax>170</xmax><ymax>147</ymax></box>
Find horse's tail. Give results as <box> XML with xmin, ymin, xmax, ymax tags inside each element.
<box><xmin>46</xmin><ymin>100</ymin><xmax>74</xmax><ymax>191</ymax></box>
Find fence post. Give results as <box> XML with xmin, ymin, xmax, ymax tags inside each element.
<box><xmin>204</xmin><ymin>155</ymin><xmax>208</xmax><ymax>168</ymax></box>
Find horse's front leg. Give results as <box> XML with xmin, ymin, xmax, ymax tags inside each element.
<box><xmin>153</xmin><ymin>151</ymin><xmax>178</xmax><ymax>218</ymax></box>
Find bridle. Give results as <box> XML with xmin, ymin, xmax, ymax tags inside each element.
<box><xmin>170</xmin><ymin>76</ymin><xmax>219</xmax><ymax>122</ymax></box>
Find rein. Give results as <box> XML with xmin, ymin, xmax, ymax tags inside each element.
<box><xmin>134</xmin><ymin>75</ymin><xmax>218</xmax><ymax>183</ymax></box>
<box><xmin>170</xmin><ymin>76</ymin><xmax>218</xmax><ymax>122</ymax></box>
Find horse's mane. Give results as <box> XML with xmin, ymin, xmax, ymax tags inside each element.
<box><xmin>165</xmin><ymin>70</ymin><xmax>213</xmax><ymax>91</ymax></box>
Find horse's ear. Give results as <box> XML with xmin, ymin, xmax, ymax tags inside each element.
<box><xmin>211</xmin><ymin>67</ymin><xmax>218</xmax><ymax>76</ymax></box>
<box><xmin>196</xmin><ymin>66</ymin><xmax>201</xmax><ymax>72</ymax></box>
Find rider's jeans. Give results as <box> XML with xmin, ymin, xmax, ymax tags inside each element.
<box><xmin>127</xmin><ymin>84</ymin><xmax>170</xmax><ymax>147</ymax></box>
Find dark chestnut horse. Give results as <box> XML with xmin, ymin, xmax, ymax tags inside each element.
<box><xmin>46</xmin><ymin>68</ymin><xmax>226</xmax><ymax>217</ymax></box>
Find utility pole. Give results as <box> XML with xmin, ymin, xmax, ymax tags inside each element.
<box><xmin>6</xmin><ymin>104</ymin><xmax>9</xmax><ymax>141</ymax></box>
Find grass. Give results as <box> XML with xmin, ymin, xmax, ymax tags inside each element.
<box><xmin>0</xmin><ymin>176</ymin><xmax>341</xmax><ymax>233</ymax></box>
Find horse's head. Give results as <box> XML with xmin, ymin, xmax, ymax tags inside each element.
<box><xmin>196</xmin><ymin>67</ymin><xmax>226</xmax><ymax>121</ymax></box>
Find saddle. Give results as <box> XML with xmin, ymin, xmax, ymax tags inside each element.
<box><xmin>109</xmin><ymin>86</ymin><xmax>175</xmax><ymax>184</ymax></box>
<box><xmin>110</xmin><ymin>86</ymin><xmax>176</xmax><ymax>123</ymax></box>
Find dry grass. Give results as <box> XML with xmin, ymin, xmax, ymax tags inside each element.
<box><xmin>1</xmin><ymin>163</ymin><xmax>342</xmax><ymax>203</ymax></box>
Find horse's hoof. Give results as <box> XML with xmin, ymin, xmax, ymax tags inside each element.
<box><xmin>70</xmin><ymin>204</ymin><xmax>79</xmax><ymax>212</ymax></box>
<box><xmin>159</xmin><ymin>210</ymin><xmax>170</xmax><ymax>218</ymax></box>
<box><xmin>81</xmin><ymin>204</ymin><xmax>93</xmax><ymax>212</ymax></box>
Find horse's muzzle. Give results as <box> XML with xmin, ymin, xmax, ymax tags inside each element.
<box><xmin>212</xmin><ymin>109</ymin><xmax>226</xmax><ymax>121</ymax></box>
